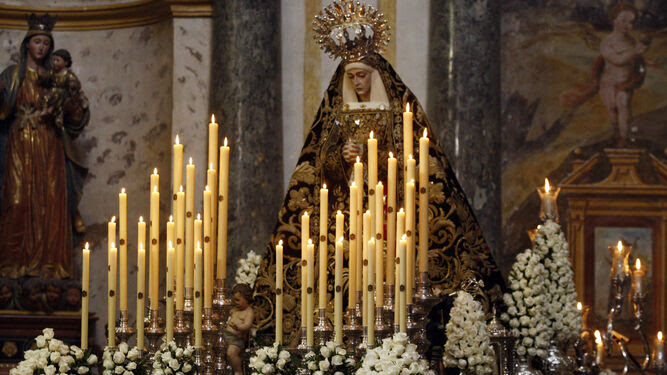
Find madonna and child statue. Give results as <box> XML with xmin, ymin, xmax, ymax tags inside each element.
<box><xmin>253</xmin><ymin>2</ymin><xmax>505</xmax><ymax>345</ymax></box>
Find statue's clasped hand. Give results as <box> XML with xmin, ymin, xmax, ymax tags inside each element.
<box><xmin>342</xmin><ymin>140</ymin><xmax>363</xmax><ymax>164</ymax></box>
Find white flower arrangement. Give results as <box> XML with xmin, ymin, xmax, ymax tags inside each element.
<box><xmin>10</xmin><ymin>328</ymin><xmax>98</xmax><ymax>375</ymax></box>
<box><xmin>533</xmin><ymin>220</ymin><xmax>581</xmax><ymax>343</ymax></box>
<box><xmin>304</xmin><ymin>341</ymin><xmax>356</xmax><ymax>375</ymax></box>
<box><xmin>356</xmin><ymin>332</ymin><xmax>435</xmax><ymax>375</ymax></box>
<box><xmin>248</xmin><ymin>342</ymin><xmax>295</xmax><ymax>375</ymax></box>
<box><xmin>103</xmin><ymin>342</ymin><xmax>147</xmax><ymax>375</ymax></box>
<box><xmin>501</xmin><ymin>248</ymin><xmax>551</xmax><ymax>359</ymax></box>
<box><xmin>235</xmin><ymin>250</ymin><xmax>263</xmax><ymax>287</ymax></box>
<box><xmin>443</xmin><ymin>291</ymin><xmax>496</xmax><ymax>375</ymax></box>
<box><xmin>151</xmin><ymin>340</ymin><xmax>196</xmax><ymax>375</ymax></box>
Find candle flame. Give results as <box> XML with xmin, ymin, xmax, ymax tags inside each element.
<box><xmin>338</xmin><ymin>236</ymin><xmax>344</xmax><ymax>243</ymax></box>
<box><xmin>544</xmin><ymin>178</ymin><xmax>550</xmax><ymax>193</ymax></box>
<box><xmin>121</xmin><ymin>187</ymin><xmax>126</xmax><ymax>194</ymax></box>
<box><xmin>322</xmin><ymin>184</ymin><xmax>327</xmax><ymax>190</ymax></box>
<box><xmin>389</xmin><ymin>151</ymin><xmax>394</xmax><ymax>158</ymax></box>
<box><xmin>356</xmin><ymin>156</ymin><xmax>360</xmax><ymax>163</ymax></box>
<box><xmin>205</xmin><ymin>185</ymin><xmax>210</xmax><ymax>192</ymax></box>
<box><xmin>337</xmin><ymin>210</ymin><xmax>342</xmax><ymax>215</ymax></box>
<box><xmin>197</xmin><ymin>213</ymin><xmax>201</xmax><ymax>220</ymax></box>
<box><xmin>168</xmin><ymin>240</ymin><xmax>173</xmax><ymax>248</ymax></box>
<box><xmin>189</xmin><ymin>157</ymin><xmax>193</xmax><ymax>165</ymax></box>
<box><xmin>377</xmin><ymin>181</ymin><xmax>383</xmax><ymax>187</ymax></box>
<box><xmin>84</xmin><ymin>242</ymin><xmax>89</xmax><ymax>250</ymax></box>
<box><xmin>659</xmin><ymin>331</ymin><xmax>663</xmax><ymax>340</ymax></box>
<box><xmin>635</xmin><ymin>258</ymin><xmax>641</xmax><ymax>270</ymax></box>
<box><xmin>401</xmin><ymin>234</ymin><xmax>407</xmax><ymax>241</ymax></box>
<box><xmin>369</xmin><ymin>131</ymin><xmax>374</xmax><ymax>139</ymax></box>
<box><xmin>302</xmin><ymin>211</ymin><xmax>309</xmax><ymax>217</ymax></box>
<box><xmin>423</xmin><ymin>129</ymin><xmax>427</xmax><ymax>138</ymax></box>
<box><xmin>153</xmin><ymin>186</ymin><xmax>158</xmax><ymax>193</ymax></box>
<box><xmin>617</xmin><ymin>241</ymin><xmax>623</xmax><ymax>252</ymax></box>
<box><xmin>278</xmin><ymin>239</ymin><xmax>283</xmax><ymax>246</ymax></box>
<box><xmin>139</xmin><ymin>216</ymin><xmax>144</xmax><ymax>222</ymax></box>
<box><xmin>111</xmin><ymin>216</ymin><xmax>116</xmax><ymax>223</ymax></box>
<box><xmin>209</xmin><ymin>162</ymin><xmax>213</xmax><ymax>170</ymax></box>
<box><xmin>111</xmin><ymin>242</ymin><xmax>116</xmax><ymax>249</ymax></box>
<box><xmin>365</xmin><ymin>210</ymin><xmax>370</xmax><ymax>215</ymax></box>
<box><xmin>351</xmin><ymin>181</ymin><xmax>356</xmax><ymax>187</ymax></box>
<box><xmin>211</xmin><ymin>114</ymin><xmax>215</xmax><ymax>123</ymax></box>
<box><xmin>179</xmin><ymin>185</ymin><xmax>184</xmax><ymax>193</ymax></box>
<box><xmin>175</xmin><ymin>134</ymin><xmax>180</xmax><ymax>145</ymax></box>
<box><xmin>196</xmin><ymin>241</ymin><xmax>201</xmax><ymax>249</ymax></box>
<box><xmin>577</xmin><ymin>302</ymin><xmax>582</xmax><ymax>311</ymax></box>
<box><xmin>139</xmin><ymin>243</ymin><xmax>144</xmax><ymax>251</ymax></box>
<box><xmin>153</xmin><ymin>168</ymin><xmax>158</xmax><ymax>175</ymax></box>
<box><xmin>409</xmin><ymin>154</ymin><xmax>414</xmax><ymax>160</ymax></box>
<box><xmin>308</xmin><ymin>239</ymin><xmax>313</xmax><ymax>245</ymax></box>
<box><xmin>399</xmin><ymin>208</ymin><xmax>404</xmax><ymax>213</ymax></box>
<box><xmin>409</xmin><ymin>179</ymin><xmax>415</xmax><ymax>184</ymax></box>
<box><xmin>169</xmin><ymin>215</ymin><xmax>173</xmax><ymax>222</ymax></box>
<box><xmin>224</xmin><ymin>137</ymin><xmax>228</xmax><ymax>147</ymax></box>
<box><xmin>594</xmin><ymin>330</ymin><xmax>602</xmax><ymax>344</ymax></box>
<box><xmin>406</xmin><ymin>103</ymin><xmax>410</xmax><ymax>113</ymax></box>
<box><xmin>369</xmin><ymin>238</ymin><xmax>375</xmax><ymax>244</ymax></box>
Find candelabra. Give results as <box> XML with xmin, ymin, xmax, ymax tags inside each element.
<box><xmin>200</xmin><ymin>307</ymin><xmax>218</xmax><ymax>375</ymax></box>
<box><xmin>314</xmin><ymin>308</ymin><xmax>334</xmax><ymax>345</ymax></box>
<box><xmin>183</xmin><ymin>287</ymin><xmax>194</xmax><ymax>330</ymax></box>
<box><xmin>384</xmin><ymin>284</ymin><xmax>395</xmax><ymax>324</ymax></box>
<box><xmin>144</xmin><ymin>307</ymin><xmax>164</xmax><ymax>355</ymax></box>
<box><xmin>115</xmin><ymin>309</ymin><xmax>135</xmax><ymax>344</ymax></box>
<box><xmin>343</xmin><ymin>306</ymin><xmax>362</xmax><ymax>356</ymax></box>
<box><xmin>173</xmin><ymin>309</ymin><xmax>191</xmax><ymax>347</ymax></box>
<box><xmin>374</xmin><ymin>305</ymin><xmax>391</xmax><ymax>342</ymax></box>
<box><xmin>414</xmin><ymin>272</ymin><xmax>440</xmax><ymax>353</ymax></box>
<box><xmin>297</xmin><ymin>326</ymin><xmax>309</xmax><ymax>350</ymax></box>
<box><xmin>213</xmin><ymin>280</ymin><xmax>233</xmax><ymax>373</ymax></box>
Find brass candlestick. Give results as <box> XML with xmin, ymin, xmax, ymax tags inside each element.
<box><xmin>116</xmin><ymin>309</ymin><xmax>135</xmax><ymax>344</ymax></box>
<box><xmin>200</xmin><ymin>307</ymin><xmax>218</xmax><ymax>375</ymax></box>
<box><xmin>173</xmin><ymin>309</ymin><xmax>192</xmax><ymax>347</ymax></box>
<box><xmin>144</xmin><ymin>308</ymin><xmax>164</xmax><ymax>355</ymax></box>
<box><xmin>314</xmin><ymin>308</ymin><xmax>333</xmax><ymax>345</ymax></box>
<box><xmin>213</xmin><ymin>280</ymin><xmax>233</xmax><ymax>373</ymax></box>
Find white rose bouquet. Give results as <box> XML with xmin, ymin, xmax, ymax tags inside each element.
<box><xmin>356</xmin><ymin>332</ymin><xmax>435</xmax><ymax>375</ymax></box>
<box><xmin>103</xmin><ymin>342</ymin><xmax>148</xmax><ymax>375</ymax></box>
<box><xmin>151</xmin><ymin>341</ymin><xmax>196</xmax><ymax>375</ymax></box>
<box><xmin>235</xmin><ymin>250</ymin><xmax>263</xmax><ymax>287</ymax></box>
<box><xmin>304</xmin><ymin>341</ymin><xmax>356</xmax><ymax>375</ymax></box>
<box><xmin>248</xmin><ymin>342</ymin><xmax>295</xmax><ymax>375</ymax></box>
<box><xmin>443</xmin><ymin>291</ymin><xmax>496</xmax><ymax>375</ymax></box>
<box><xmin>533</xmin><ymin>220</ymin><xmax>581</xmax><ymax>343</ymax></box>
<box><xmin>10</xmin><ymin>328</ymin><xmax>98</xmax><ymax>375</ymax></box>
<box><xmin>501</xmin><ymin>249</ymin><xmax>551</xmax><ymax>359</ymax></box>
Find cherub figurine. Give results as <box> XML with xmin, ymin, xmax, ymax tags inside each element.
<box><xmin>42</xmin><ymin>49</ymin><xmax>83</xmax><ymax>128</ymax></box>
<box><xmin>224</xmin><ymin>283</ymin><xmax>254</xmax><ymax>375</ymax></box>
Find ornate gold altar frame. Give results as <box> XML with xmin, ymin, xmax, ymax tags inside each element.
<box><xmin>560</xmin><ymin>148</ymin><xmax>666</xmax><ymax>335</ymax></box>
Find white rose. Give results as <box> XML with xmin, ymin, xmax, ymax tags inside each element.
<box><xmin>261</xmin><ymin>363</ymin><xmax>274</xmax><ymax>374</ymax></box>
<box><xmin>43</xmin><ymin>328</ymin><xmax>55</xmax><ymax>340</ymax></box>
<box><xmin>127</xmin><ymin>347</ymin><xmax>140</xmax><ymax>361</ymax></box>
<box><xmin>125</xmin><ymin>362</ymin><xmax>136</xmax><ymax>371</ymax></box>
<box><xmin>319</xmin><ymin>359</ymin><xmax>330</xmax><ymax>371</ymax></box>
<box><xmin>87</xmin><ymin>354</ymin><xmax>98</xmax><ymax>365</ymax></box>
<box><xmin>58</xmin><ymin>363</ymin><xmax>70</xmax><ymax>373</ymax></box>
<box><xmin>182</xmin><ymin>363</ymin><xmax>192</xmax><ymax>373</ymax></box>
<box><xmin>169</xmin><ymin>358</ymin><xmax>180</xmax><ymax>370</ymax></box>
<box><xmin>113</xmin><ymin>351</ymin><xmax>125</xmax><ymax>364</ymax></box>
<box><xmin>278</xmin><ymin>350</ymin><xmax>290</xmax><ymax>360</ymax></box>
<box><xmin>103</xmin><ymin>359</ymin><xmax>114</xmax><ymax>369</ymax></box>
<box><xmin>320</xmin><ymin>346</ymin><xmax>332</xmax><ymax>358</ymax></box>
<box><xmin>50</xmin><ymin>352</ymin><xmax>61</xmax><ymax>363</ymax></box>
<box><xmin>162</xmin><ymin>351</ymin><xmax>172</xmax><ymax>361</ymax></box>
<box><xmin>331</xmin><ymin>355</ymin><xmax>343</xmax><ymax>366</ymax></box>
<box><xmin>114</xmin><ymin>365</ymin><xmax>124</xmax><ymax>374</ymax></box>
<box><xmin>77</xmin><ymin>366</ymin><xmax>89</xmax><ymax>374</ymax></box>
<box><xmin>175</xmin><ymin>348</ymin><xmax>184</xmax><ymax>358</ymax></box>
<box><xmin>118</xmin><ymin>342</ymin><xmax>129</xmax><ymax>354</ymax></box>
<box><xmin>276</xmin><ymin>358</ymin><xmax>286</xmax><ymax>369</ymax></box>
<box><xmin>44</xmin><ymin>365</ymin><xmax>56</xmax><ymax>375</ymax></box>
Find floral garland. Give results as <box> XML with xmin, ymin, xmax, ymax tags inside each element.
<box><xmin>10</xmin><ymin>328</ymin><xmax>98</xmax><ymax>375</ymax></box>
<box><xmin>304</xmin><ymin>341</ymin><xmax>356</xmax><ymax>375</ymax></box>
<box><xmin>151</xmin><ymin>341</ymin><xmax>197</xmax><ymax>375</ymax></box>
<box><xmin>248</xmin><ymin>342</ymin><xmax>296</xmax><ymax>375</ymax></box>
<box><xmin>501</xmin><ymin>248</ymin><xmax>551</xmax><ymax>359</ymax></box>
<box><xmin>102</xmin><ymin>342</ymin><xmax>148</xmax><ymax>375</ymax></box>
<box><xmin>356</xmin><ymin>332</ymin><xmax>435</xmax><ymax>375</ymax></box>
<box><xmin>443</xmin><ymin>291</ymin><xmax>495</xmax><ymax>375</ymax></box>
<box><xmin>534</xmin><ymin>220</ymin><xmax>581</xmax><ymax>343</ymax></box>
<box><xmin>235</xmin><ymin>250</ymin><xmax>263</xmax><ymax>286</ymax></box>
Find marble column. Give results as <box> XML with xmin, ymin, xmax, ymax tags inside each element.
<box><xmin>210</xmin><ymin>0</ymin><xmax>282</xmax><ymax>269</ymax></box>
<box><xmin>427</xmin><ymin>0</ymin><xmax>501</xmax><ymax>254</ymax></box>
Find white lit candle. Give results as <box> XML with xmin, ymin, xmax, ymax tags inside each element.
<box><xmin>150</xmin><ymin>185</ymin><xmax>160</xmax><ymax>310</ymax></box>
<box><xmin>632</xmin><ymin>258</ymin><xmax>647</xmax><ymax>297</ymax></box>
<box><xmin>348</xmin><ymin>183</ymin><xmax>358</xmax><ymax>307</ymax></box>
<box><xmin>403</xmin><ymin>103</ymin><xmax>413</xmax><ymax>171</ymax></box>
<box><xmin>334</xmin><ymin>237</ymin><xmax>343</xmax><ymax>344</ymax></box>
<box><xmin>306</xmin><ymin>239</ymin><xmax>315</xmax><ymax>347</ymax></box>
<box><xmin>386</xmin><ymin>152</ymin><xmax>397</xmax><ymax>287</ymax></box>
<box><xmin>136</xmin><ymin>217</ymin><xmax>146</xmax><ymax>349</ymax></box>
<box><xmin>203</xmin><ymin>186</ymin><xmax>212</xmax><ymax>308</ymax></box>
<box><xmin>275</xmin><ymin>240</ymin><xmax>283</xmax><ymax>345</ymax></box>
<box><xmin>81</xmin><ymin>243</ymin><xmax>90</xmax><ymax>349</ymax></box>
<box><xmin>418</xmin><ymin>129</ymin><xmax>429</xmax><ymax>273</ymax></box>
<box><xmin>173</xmin><ymin>135</ymin><xmax>183</xmax><ymax>199</ymax></box>
<box><xmin>375</xmin><ymin>181</ymin><xmax>384</xmax><ymax>307</ymax></box>
<box><xmin>176</xmin><ymin>187</ymin><xmax>185</xmax><ymax>310</ymax></box>
<box><xmin>118</xmin><ymin>188</ymin><xmax>128</xmax><ymax>311</ymax></box>
<box><xmin>399</xmin><ymin>234</ymin><xmax>407</xmax><ymax>333</ymax></box>
<box><xmin>319</xmin><ymin>184</ymin><xmax>328</xmax><ymax>310</ymax></box>
<box><xmin>194</xmin><ymin>243</ymin><xmax>203</xmax><ymax>347</ymax></box>
<box><xmin>166</xmin><ymin>242</ymin><xmax>175</xmax><ymax>341</ymax></box>
<box><xmin>301</xmin><ymin>211</ymin><xmax>309</xmax><ymax>329</ymax></box>
<box><xmin>595</xmin><ymin>330</ymin><xmax>604</xmax><ymax>365</ymax></box>
<box><xmin>218</xmin><ymin>138</ymin><xmax>230</xmax><ymax>283</ymax></box>
<box><xmin>185</xmin><ymin>159</ymin><xmax>195</xmax><ymax>289</ymax></box>
<box><xmin>367</xmin><ymin>238</ymin><xmax>375</xmax><ymax>346</ymax></box>
<box><xmin>108</xmin><ymin>243</ymin><xmax>117</xmax><ymax>347</ymax></box>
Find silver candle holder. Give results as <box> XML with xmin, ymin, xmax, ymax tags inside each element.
<box><xmin>116</xmin><ymin>309</ymin><xmax>135</xmax><ymax>344</ymax></box>
<box><xmin>144</xmin><ymin>308</ymin><xmax>164</xmax><ymax>355</ymax></box>
<box><xmin>183</xmin><ymin>287</ymin><xmax>194</xmax><ymax>330</ymax></box>
<box><xmin>200</xmin><ymin>307</ymin><xmax>218</xmax><ymax>375</ymax></box>
<box><xmin>173</xmin><ymin>309</ymin><xmax>192</xmax><ymax>347</ymax></box>
<box><xmin>213</xmin><ymin>280</ymin><xmax>233</xmax><ymax>373</ymax></box>
<box><xmin>374</xmin><ymin>305</ymin><xmax>391</xmax><ymax>342</ymax></box>
<box><xmin>314</xmin><ymin>308</ymin><xmax>334</xmax><ymax>345</ymax></box>
<box><xmin>384</xmin><ymin>284</ymin><xmax>395</xmax><ymax>324</ymax></box>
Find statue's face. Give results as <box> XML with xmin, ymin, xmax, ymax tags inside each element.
<box><xmin>27</xmin><ymin>35</ymin><xmax>51</xmax><ymax>63</ymax></box>
<box><xmin>613</xmin><ymin>10</ymin><xmax>635</xmax><ymax>33</ymax></box>
<box><xmin>346</xmin><ymin>68</ymin><xmax>372</xmax><ymax>99</ymax></box>
<box><xmin>52</xmin><ymin>55</ymin><xmax>67</xmax><ymax>72</ymax></box>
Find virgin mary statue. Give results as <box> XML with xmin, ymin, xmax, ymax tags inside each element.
<box><xmin>253</xmin><ymin>1</ymin><xmax>505</xmax><ymax>343</ymax></box>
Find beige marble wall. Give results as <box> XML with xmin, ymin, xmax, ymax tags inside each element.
<box><xmin>1</xmin><ymin>0</ymin><xmax>137</xmax><ymax>6</ymax></box>
<box><xmin>0</xmin><ymin>21</ymin><xmax>174</xmax><ymax>347</ymax></box>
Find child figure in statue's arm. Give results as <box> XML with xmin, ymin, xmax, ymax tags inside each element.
<box><xmin>43</xmin><ymin>49</ymin><xmax>81</xmax><ymax>127</ymax></box>
<box><xmin>224</xmin><ymin>283</ymin><xmax>255</xmax><ymax>375</ymax></box>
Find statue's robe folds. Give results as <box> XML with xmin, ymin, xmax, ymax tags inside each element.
<box><xmin>253</xmin><ymin>54</ymin><xmax>505</xmax><ymax>343</ymax></box>
<box><xmin>0</xmin><ymin>64</ymin><xmax>89</xmax><ymax>279</ymax></box>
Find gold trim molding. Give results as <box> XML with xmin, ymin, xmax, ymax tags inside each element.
<box><xmin>0</xmin><ymin>0</ymin><xmax>212</xmax><ymax>31</ymax></box>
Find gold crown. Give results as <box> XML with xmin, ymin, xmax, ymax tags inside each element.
<box><xmin>27</xmin><ymin>13</ymin><xmax>57</xmax><ymax>33</ymax></box>
<box><xmin>313</xmin><ymin>1</ymin><xmax>391</xmax><ymax>62</ymax></box>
